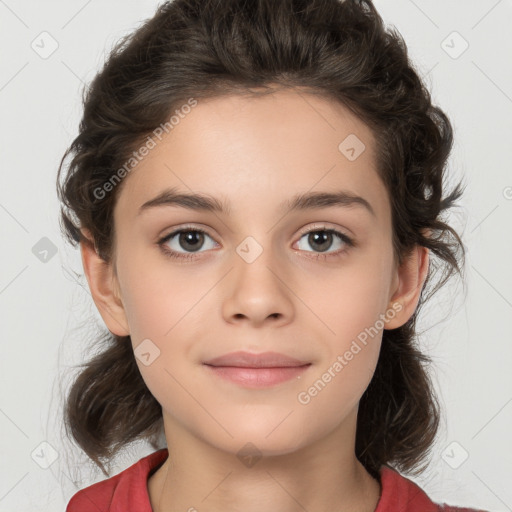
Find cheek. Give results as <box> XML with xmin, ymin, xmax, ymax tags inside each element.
<box><xmin>116</xmin><ymin>248</ymin><xmax>212</xmax><ymax>343</ymax></box>
<box><xmin>294</xmin><ymin>280</ymin><xmax>387</xmax><ymax>426</ymax></box>
<box><xmin>116</xmin><ymin>251</ymin><xmax>216</xmax><ymax>395</ymax></box>
<box><xmin>301</xmin><ymin>248</ymin><xmax>393</xmax><ymax>339</ymax></box>
<box><xmin>116</xmin><ymin>255</ymin><xmax>212</xmax><ymax>417</ymax></box>
<box><xmin>295</xmin><ymin>248</ymin><xmax>392</xmax><ymax>390</ymax></box>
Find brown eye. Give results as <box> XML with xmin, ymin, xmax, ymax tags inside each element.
<box><xmin>158</xmin><ymin>227</ymin><xmax>218</xmax><ymax>261</ymax></box>
<box><xmin>176</xmin><ymin>230</ymin><xmax>205</xmax><ymax>252</ymax></box>
<box><xmin>296</xmin><ymin>229</ymin><xmax>354</xmax><ymax>255</ymax></box>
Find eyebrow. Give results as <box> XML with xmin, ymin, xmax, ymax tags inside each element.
<box><xmin>138</xmin><ymin>186</ymin><xmax>375</xmax><ymax>217</ymax></box>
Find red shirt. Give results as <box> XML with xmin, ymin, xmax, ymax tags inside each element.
<box><xmin>66</xmin><ymin>449</ymin><xmax>487</xmax><ymax>512</ymax></box>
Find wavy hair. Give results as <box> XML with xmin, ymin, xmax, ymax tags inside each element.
<box><xmin>56</xmin><ymin>0</ymin><xmax>466</xmax><ymax>478</ymax></box>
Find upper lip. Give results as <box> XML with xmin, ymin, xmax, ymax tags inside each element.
<box><xmin>203</xmin><ymin>351</ymin><xmax>311</xmax><ymax>368</ymax></box>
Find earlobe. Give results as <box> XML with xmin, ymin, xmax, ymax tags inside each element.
<box><xmin>79</xmin><ymin>229</ymin><xmax>130</xmax><ymax>336</ymax></box>
<box><xmin>384</xmin><ymin>245</ymin><xmax>429</xmax><ymax>330</ymax></box>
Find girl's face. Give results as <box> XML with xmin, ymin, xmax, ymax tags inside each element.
<box><xmin>88</xmin><ymin>89</ymin><xmax>424</xmax><ymax>459</ymax></box>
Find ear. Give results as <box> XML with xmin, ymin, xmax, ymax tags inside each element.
<box><xmin>79</xmin><ymin>228</ymin><xmax>130</xmax><ymax>336</ymax></box>
<box><xmin>385</xmin><ymin>243</ymin><xmax>429</xmax><ymax>330</ymax></box>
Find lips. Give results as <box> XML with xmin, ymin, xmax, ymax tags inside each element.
<box><xmin>203</xmin><ymin>350</ymin><xmax>310</xmax><ymax>368</ymax></box>
<box><xmin>203</xmin><ymin>351</ymin><xmax>312</xmax><ymax>388</ymax></box>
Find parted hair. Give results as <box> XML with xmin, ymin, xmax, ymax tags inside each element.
<box><xmin>56</xmin><ymin>0</ymin><xmax>466</xmax><ymax>478</ymax></box>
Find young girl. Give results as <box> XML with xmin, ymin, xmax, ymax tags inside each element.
<box><xmin>57</xmin><ymin>0</ymin><xmax>487</xmax><ymax>510</ymax></box>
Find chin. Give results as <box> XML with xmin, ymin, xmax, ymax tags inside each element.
<box><xmin>201</xmin><ymin>419</ymin><xmax>313</xmax><ymax>459</ymax></box>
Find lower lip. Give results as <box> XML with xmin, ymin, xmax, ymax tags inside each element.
<box><xmin>203</xmin><ymin>364</ymin><xmax>311</xmax><ymax>388</ymax></box>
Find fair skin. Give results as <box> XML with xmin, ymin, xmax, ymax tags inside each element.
<box><xmin>80</xmin><ymin>88</ymin><xmax>429</xmax><ymax>512</ymax></box>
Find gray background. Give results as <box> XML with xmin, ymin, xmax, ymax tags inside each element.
<box><xmin>0</xmin><ymin>0</ymin><xmax>511</xmax><ymax>510</ymax></box>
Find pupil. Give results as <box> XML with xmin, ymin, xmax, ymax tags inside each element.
<box><xmin>309</xmin><ymin>231</ymin><xmax>332</xmax><ymax>252</ymax></box>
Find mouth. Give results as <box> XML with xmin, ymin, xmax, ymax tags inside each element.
<box><xmin>203</xmin><ymin>350</ymin><xmax>310</xmax><ymax>368</ymax></box>
<box><xmin>202</xmin><ymin>351</ymin><xmax>312</xmax><ymax>388</ymax></box>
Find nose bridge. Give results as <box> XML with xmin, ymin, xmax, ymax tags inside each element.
<box><xmin>233</xmin><ymin>230</ymin><xmax>287</xmax><ymax>288</ymax></box>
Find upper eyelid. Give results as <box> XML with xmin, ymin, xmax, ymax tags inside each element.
<box><xmin>160</xmin><ymin>223</ymin><xmax>210</xmax><ymax>238</ymax></box>
<box><xmin>297</xmin><ymin>222</ymin><xmax>347</xmax><ymax>236</ymax></box>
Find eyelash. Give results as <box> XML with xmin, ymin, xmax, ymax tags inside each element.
<box><xmin>157</xmin><ymin>224</ymin><xmax>355</xmax><ymax>262</ymax></box>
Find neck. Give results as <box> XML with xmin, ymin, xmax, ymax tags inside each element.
<box><xmin>148</xmin><ymin>411</ymin><xmax>381</xmax><ymax>512</ymax></box>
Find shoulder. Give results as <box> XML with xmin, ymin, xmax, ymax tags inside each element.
<box><xmin>377</xmin><ymin>465</ymin><xmax>489</xmax><ymax>512</ymax></box>
<box><xmin>66</xmin><ymin>448</ymin><xmax>169</xmax><ymax>512</ymax></box>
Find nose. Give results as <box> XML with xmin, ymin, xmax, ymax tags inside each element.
<box><xmin>220</xmin><ymin>245</ymin><xmax>295</xmax><ymax>327</ymax></box>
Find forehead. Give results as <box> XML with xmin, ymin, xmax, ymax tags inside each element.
<box><xmin>115</xmin><ymin>89</ymin><xmax>389</xmax><ymax>224</ymax></box>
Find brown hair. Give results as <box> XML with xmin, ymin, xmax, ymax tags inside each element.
<box><xmin>56</xmin><ymin>0</ymin><xmax>466</xmax><ymax>478</ymax></box>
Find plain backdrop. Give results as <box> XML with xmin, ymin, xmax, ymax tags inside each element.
<box><xmin>0</xmin><ymin>1</ymin><xmax>511</xmax><ymax>511</ymax></box>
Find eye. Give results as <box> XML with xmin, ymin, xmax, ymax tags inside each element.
<box><xmin>157</xmin><ymin>226</ymin><xmax>218</xmax><ymax>261</ymax></box>
<box><xmin>294</xmin><ymin>225</ymin><xmax>355</xmax><ymax>261</ymax></box>
<box><xmin>157</xmin><ymin>224</ymin><xmax>355</xmax><ymax>262</ymax></box>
